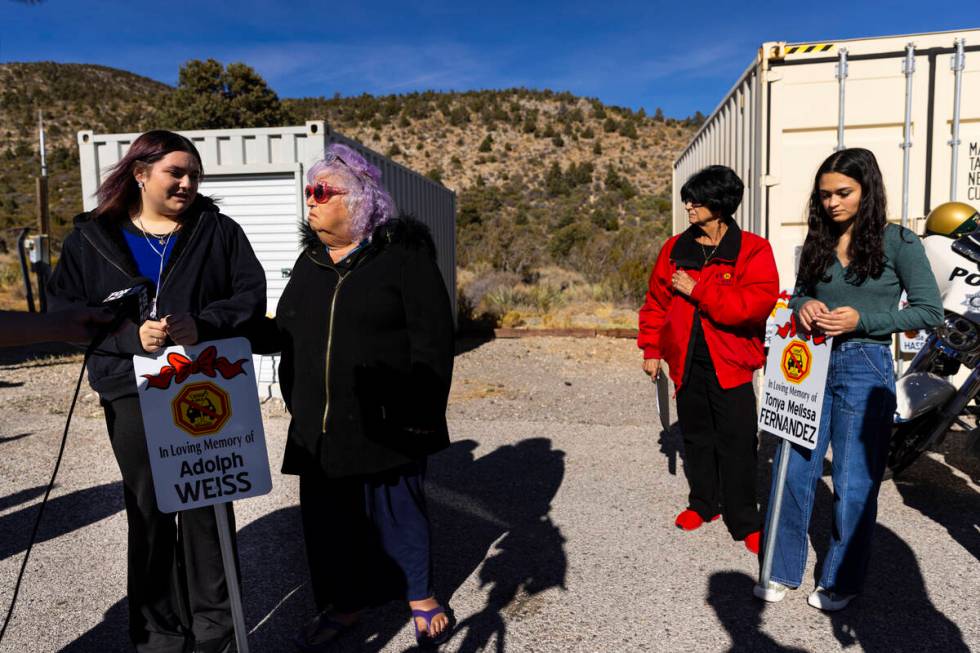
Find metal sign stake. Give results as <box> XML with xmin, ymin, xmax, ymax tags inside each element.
<box><xmin>758</xmin><ymin>438</ymin><xmax>791</xmax><ymax>590</ymax></box>
<box><xmin>214</xmin><ymin>504</ymin><xmax>250</xmax><ymax>653</ymax></box>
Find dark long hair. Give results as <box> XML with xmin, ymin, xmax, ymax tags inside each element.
<box><xmin>797</xmin><ymin>148</ymin><xmax>887</xmax><ymax>289</ymax></box>
<box><xmin>95</xmin><ymin>130</ymin><xmax>205</xmax><ymax>220</ymax></box>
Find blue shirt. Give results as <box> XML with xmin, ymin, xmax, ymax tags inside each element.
<box><xmin>122</xmin><ymin>223</ymin><xmax>176</xmax><ymax>285</ymax></box>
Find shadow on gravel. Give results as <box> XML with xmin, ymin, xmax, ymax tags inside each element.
<box><xmin>59</xmin><ymin>439</ymin><xmax>568</xmax><ymax>652</ymax></box>
<box><xmin>0</xmin><ymin>343</ymin><xmax>82</xmax><ymax>366</ymax></box>
<box><xmin>455</xmin><ymin>332</ymin><xmax>496</xmax><ymax>356</ymax></box>
<box><xmin>658</xmin><ymin>422</ymin><xmax>683</xmax><ymax>476</ymax></box>
<box><xmin>711</xmin><ymin>527</ymin><xmax>968</xmax><ymax>651</ymax></box>
<box><xmin>0</xmin><ymin>481</ymin><xmax>122</xmax><ymax>562</ymax></box>
<box><xmin>237</xmin><ymin>506</ymin><xmax>315</xmax><ymax>652</ymax></box>
<box><xmin>753</xmin><ymin>431</ymin><xmax>969</xmax><ymax>651</ymax></box>
<box><xmin>58</xmin><ymin>505</ymin><xmax>314</xmax><ymax>653</ymax></box>
<box><xmin>0</xmin><ymin>432</ymin><xmax>32</xmax><ymax>444</ymax></box>
<box><xmin>58</xmin><ymin>599</ymin><xmax>128</xmax><ymax>652</ymax></box>
<box><xmin>891</xmin><ymin>453</ymin><xmax>980</xmax><ymax>562</ymax></box>
<box><xmin>825</xmin><ymin>521</ymin><xmax>969</xmax><ymax>651</ymax></box>
<box><xmin>431</xmin><ymin>438</ymin><xmax>567</xmax><ymax>653</ymax></box>
<box><xmin>0</xmin><ymin>483</ymin><xmax>48</xmax><ymax>513</ymax></box>
<box><xmin>807</xmin><ymin>480</ymin><xmax>968</xmax><ymax>651</ymax></box>
<box><xmin>707</xmin><ymin>571</ymin><xmax>808</xmax><ymax>652</ymax></box>
<box><xmin>242</xmin><ymin>438</ymin><xmax>568</xmax><ymax>653</ymax></box>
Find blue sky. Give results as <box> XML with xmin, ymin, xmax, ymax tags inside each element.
<box><xmin>2</xmin><ymin>1</ymin><xmax>979</xmax><ymax>118</ymax></box>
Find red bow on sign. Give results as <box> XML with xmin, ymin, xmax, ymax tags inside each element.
<box><xmin>142</xmin><ymin>346</ymin><xmax>248</xmax><ymax>390</ymax></box>
<box><xmin>775</xmin><ymin>314</ymin><xmax>828</xmax><ymax>346</ymax></box>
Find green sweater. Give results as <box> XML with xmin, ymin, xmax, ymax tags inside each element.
<box><xmin>789</xmin><ymin>224</ymin><xmax>943</xmax><ymax>344</ymax></box>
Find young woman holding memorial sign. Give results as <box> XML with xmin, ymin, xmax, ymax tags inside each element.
<box><xmin>755</xmin><ymin>148</ymin><xmax>942</xmax><ymax>611</ymax></box>
<box><xmin>48</xmin><ymin>130</ymin><xmax>266</xmax><ymax>653</ymax></box>
<box><xmin>638</xmin><ymin>165</ymin><xmax>779</xmax><ymax>555</ymax></box>
<box><xmin>247</xmin><ymin>144</ymin><xmax>455</xmax><ymax>650</ymax></box>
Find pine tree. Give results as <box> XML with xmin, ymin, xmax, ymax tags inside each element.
<box><xmin>158</xmin><ymin>59</ymin><xmax>288</xmax><ymax>129</ymax></box>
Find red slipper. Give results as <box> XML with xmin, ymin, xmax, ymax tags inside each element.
<box><xmin>743</xmin><ymin>530</ymin><xmax>761</xmax><ymax>554</ymax></box>
<box><xmin>675</xmin><ymin>509</ymin><xmax>720</xmax><ymax>531</ymax></box>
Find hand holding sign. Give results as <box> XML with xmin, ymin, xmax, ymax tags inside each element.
<box><xmin>812</xmin><ymin>306</ymin><xmax>860</xmax><ymax>337</ymax></box>
<box><xmin>163</xmin><ymin>313</ymin><xmax>199</xmax><ymax>345</ymax></box>
<box><xmin>796</xmin><ymin>299</ymin><xmax>830</xmax><ymax>331</ymax></box>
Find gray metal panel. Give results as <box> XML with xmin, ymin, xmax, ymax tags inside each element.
<box><xmin>326</xmin><ymin>131</ymin><xmax>458</xmax><ymax>321</ymax></box>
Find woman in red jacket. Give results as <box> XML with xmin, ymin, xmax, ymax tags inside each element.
<box><xmin>638</xmin><ymin>165</ymin><xmax>778</xmax><ymax>554</ymax></box>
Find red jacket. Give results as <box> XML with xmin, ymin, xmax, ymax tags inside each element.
<box><xmin>638</xmin><ymin>223</ymin><xmax>778</xmax><ymax>392</ymax></box>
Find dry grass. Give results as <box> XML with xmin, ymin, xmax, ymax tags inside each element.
<box><xmin>459</xmin><ymin>264</ymin><xmax>639</xmax><ymax>330</ymax></box>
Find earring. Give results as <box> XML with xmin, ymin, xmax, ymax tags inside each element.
<box><xmin>138</xmin><ymin>181</ymin><xmax>145</xmax><ymax>190</ymax></box>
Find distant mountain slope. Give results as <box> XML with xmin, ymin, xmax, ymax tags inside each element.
<box><xmin>0</xmin><ymin>62</ymin><xmax>701</xmax><ymax>309</ymax></box>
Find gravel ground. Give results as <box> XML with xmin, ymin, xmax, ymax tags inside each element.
<box><xmin>0</xmin><ymin>337</ymin><xmax>977</xmax><ymax>652</ymax></box>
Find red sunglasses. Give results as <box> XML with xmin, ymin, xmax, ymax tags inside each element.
<box><xmin>304</xmin><ymin>182</ymin><xmax>349</xmax><ymax>204</ymax></box>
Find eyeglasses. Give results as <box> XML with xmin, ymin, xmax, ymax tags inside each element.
<box><xmin>305</xmin><ymin>182</ymin><xmax>349</xmax><ymax>204</ymax></box>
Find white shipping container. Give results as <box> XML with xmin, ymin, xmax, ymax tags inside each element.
<box><xmin>674</xmin><ymin>28</ymin><xmax>980</xmax><ymax>290</ymax></box>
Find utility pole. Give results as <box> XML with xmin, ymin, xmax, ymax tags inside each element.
<box><xmin>34</xmin><ymin>110</ymin><xmax>50</xmax><ymax>312</ymax></box>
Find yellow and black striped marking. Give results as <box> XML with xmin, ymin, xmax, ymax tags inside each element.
<box><xmin>785</xmin><ymin>43</ymin><xmax>834</xmax><ymax>55</ymax></box>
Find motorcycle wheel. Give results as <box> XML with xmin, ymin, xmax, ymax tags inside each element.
<box><xmin>888</xmin><ymin>413</ymin><xmax>943</xmax><ymax>477</ymax></box>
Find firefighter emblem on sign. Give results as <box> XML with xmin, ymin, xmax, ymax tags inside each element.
<box><xmin>172</xmin><ymin>382</ymin><xmax>231</xmax><ymax>436</ymax></box>
<box><xmin>780</xmin><ymin>341</ymin><xmax>812</xmax><ymax>384</ymax></box>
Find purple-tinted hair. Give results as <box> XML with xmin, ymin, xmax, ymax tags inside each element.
<box><xmin>307</xmin><ymin>143</ymin><xmax>396</xmax><ymax>241</ymax></box>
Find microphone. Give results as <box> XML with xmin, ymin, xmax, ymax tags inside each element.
<box><xmin>101</xmin><ymin>276</ymin><xmax>152</xmax><ymax>324</ymax></box>
<box><xmin>90</xmin><ymin>277</ymin><xmax>152</xmax><ymax>350</ymax></box>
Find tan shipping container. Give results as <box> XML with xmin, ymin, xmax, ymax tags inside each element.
<box><xmin>673</xmin><ymin>28</ymin><xmax>980</xmax><ymax>289</ymax></box>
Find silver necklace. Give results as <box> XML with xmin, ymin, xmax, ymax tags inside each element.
<box><xmin>136</xmin><ymin>216</ymin><xmax>179</xmax><ymax>318</ymax></box>
<box><xmin>699</xmin><ymin>226</ymin><xmax>726</xmax><ymax>262</ymax></box>
<box><xmin>136</xmin><ymin>216</ymin><xmax>179</xmax><ymax>250</ymax></box>
<box><xmin>699</xmin><ymin>238</ymin><xmax>721</xmax><ymax>262</ymax></box>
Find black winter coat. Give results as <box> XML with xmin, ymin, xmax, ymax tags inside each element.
<box><xmin>47</xmin><ymin>199</ymin><xmax>267</xmax><ymax>401</ymax></box>
<box><xmin>250</xmin><ymin>218</ymin><xmax>454</xmax><ymax>478</ymax></box>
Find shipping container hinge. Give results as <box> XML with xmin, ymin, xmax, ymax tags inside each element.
<box><xmin>762</xmin><ymin>175</ymin><xmax>781</xmax><ymax>187</ymax></box>
<box><xmin>767</xmin><ymin>70</ymin><xmax>783</xmax><ymax>82</ymax></box>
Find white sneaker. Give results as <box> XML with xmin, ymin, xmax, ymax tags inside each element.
<box><xmin>807</xmin><ymin>587</ymin><xmax>856</xmax><ymax>611</ymax></box>
<box><xmin>753</xmin><ymin>580</ymin><xmax>789</xmax><ymax>602</ymax></box>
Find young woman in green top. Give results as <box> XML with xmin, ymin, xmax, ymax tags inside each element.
<box><xmin>754</xmin><ymin>148</ymin><xmax>943</xmax><ymax>611</ymax></box>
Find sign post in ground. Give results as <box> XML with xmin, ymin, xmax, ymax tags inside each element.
<box><xmin>756</xmin><ymin>309</ymin><xmax>832</xmax><ymax>596</ymax></box>
<box><xmin>134</xmin><ymin>337</ymin><xmax>273</xmax><ymax>653</ymax></box>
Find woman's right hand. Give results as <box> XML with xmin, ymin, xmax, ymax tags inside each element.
<box><xmin>139</xmin><ymin>319</ymin><xmax>168</xmax><ymax>353</ymax></box>
<box><xmin>797</xmin><ymin>300</ymin><xmax>830</xmax><ymax>331</ymax></box>
<box><xmin>642</xmin><ymin>358</ymin><xmax>662</xmax><ymax>377</ymax></box>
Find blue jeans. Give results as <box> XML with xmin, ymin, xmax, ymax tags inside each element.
<box><xmin>765</xmin><ymin>341</ymin><xmax>896</xmax><ymax>594</ymax></box>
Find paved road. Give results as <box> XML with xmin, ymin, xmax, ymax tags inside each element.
<box><xmin>0</xmin><ymin>337</ymin><xmax>977</xmax><ymax>652</ymax></box>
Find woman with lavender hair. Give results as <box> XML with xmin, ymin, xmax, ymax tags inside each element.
<box><xmin>250</xmin><ymin>144</ymin><xmax>455</xmax><ymax>649</ymax></box>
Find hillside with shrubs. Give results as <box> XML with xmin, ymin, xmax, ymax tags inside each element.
<box><xmin>0</xmin><ymin>60</ymin><xmax>702</xmax><ymax>324</ymax></box>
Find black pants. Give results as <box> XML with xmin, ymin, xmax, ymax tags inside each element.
<box><xmin>675</xmin><ymin>357</ymin><xmax>761</xmax><ymax>540</ymax></box>
<box><xmin>103</xmin><ymin>396</ymin><xmax>235</xmax><ymax>653</ymax></box>
<box><xmin>299</xmin><ymin>460</ymin><xmax>433</xmax><ymax>613</ymax></box>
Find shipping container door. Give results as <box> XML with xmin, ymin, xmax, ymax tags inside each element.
<box><xmin>198</xmin><ymin>172</ymin><xmax>303</xmax><ymax>394</ymax></box>
<box><xmin>768</xmin><ymin>53</ymin><xmax>929</xmax><ymax>286</ymax></box>
<box><xmin>928</xmin><ymin>45</ymin><xmax>980</xmax><ymax>212</ymax></box>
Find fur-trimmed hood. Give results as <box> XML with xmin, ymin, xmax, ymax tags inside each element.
<box><xmin>300</xmin><ymin>215</ymin><xmax>438</xmax><ymax>261</ymax></box>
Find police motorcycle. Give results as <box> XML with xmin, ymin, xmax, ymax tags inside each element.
<box><xmin>890</xmin><ymin>201</ymin><xmax>980</xmax><ymax>474</ymax></box>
